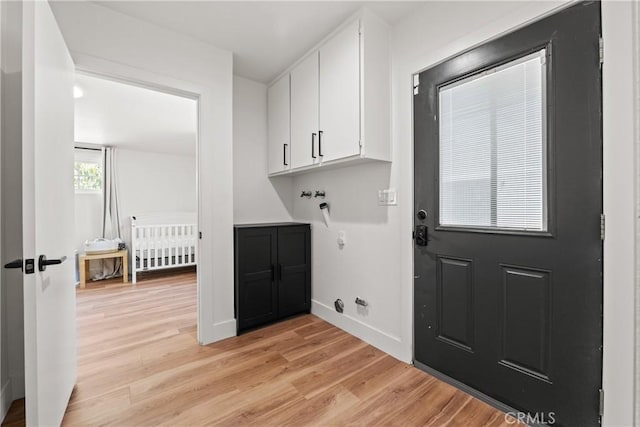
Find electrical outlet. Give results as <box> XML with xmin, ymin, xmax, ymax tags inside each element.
<box><xmin>377</xmin><ymin>189</ymin><xmax>397</xmax><ymax>206</ymax></box>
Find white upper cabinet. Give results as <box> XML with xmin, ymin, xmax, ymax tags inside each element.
<box><xmin>267</xmin><ymin>73</ymin><xmax>291</xmax><ymax>174</ymax></box>
<box><xmin>268</xmin><ymin>9</ymin><xmax>390</xmax><ymax>176</ymax></box>
<box><xmin>319</xmin><ymin>19</ymin><xmax>360</xmax><ymax>162</ymax></box>
<box><xmin>290</xmin><ymin>52</ymin><xmax>320</xmax><ymax>169</ymax></box>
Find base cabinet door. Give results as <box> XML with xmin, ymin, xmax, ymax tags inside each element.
<box><xmin>277</xmin><ymin>225</ymin><xmax>311</xmax><ymax>317</ymax></box>
<box><xmin>235</xmin><ymin>224</ymin><xmax>311</xmax><ymax>333</ymax></box>
<box><xmin>234</xmin><ymin>227</ymin><xmax>278</xmax><ymax>332</ymax></box>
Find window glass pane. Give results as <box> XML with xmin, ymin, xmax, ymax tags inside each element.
<box><xmin>74</xmin><ymin>161</ymin><xmax>103</xmax><ymax>192</ymax></box>
<box><xmin>438</xmin><ymin>50</ymin><xmax>547</xmax><ymax>231</ymax></box>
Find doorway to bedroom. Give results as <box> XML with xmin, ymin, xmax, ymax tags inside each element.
<box><xmin>73</xmin><ymin>72</ymin><xmax>200</xmax><ymax>351</ymax></box>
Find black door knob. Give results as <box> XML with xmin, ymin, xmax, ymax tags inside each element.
<box><xmin>417</xmin><ymin>210</ymin><xmax>427</xmax><ymax>221</ymax></box>
<box><xmin>38</xmin><ymin>255</ymin><xmax>67</xmax><ymax>272</ymax></box>
<box><xmin>3</xmin><ymin>259</ymin><xmax>22</xmax><ymax>269</ymax></box>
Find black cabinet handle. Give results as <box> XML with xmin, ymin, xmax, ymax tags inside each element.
<box><xmin>283</xmin><ymin>143</ymin><xmax>288</xmax><ymax>166</ymax></box>
<box><xmin>278</xmin><ymin>264</ymin><xmax>283</xmax><ymax>280</ymax></box>
<box><xmin>4</xmin><ymin>259</ymin><xmax>22</xmax><ymax>269</ymax></box>
<box><xmin>318</xmin><ymin>130</ymin><xmax>323</xmax><ymax>157</ymax></box>
<box><xmin>311</xmin><ymin>133</ymin><xmax>317</xmax><ymax>159</ymax></box>
<box><xmin>38</xmin><ymin>255</ymin><xmax>67</xmax><ymax>272</ymax></box>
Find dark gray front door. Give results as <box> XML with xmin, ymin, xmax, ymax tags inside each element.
<box><xmin>413</xmin><ymin>2</ymin><xmax>602</xmax><ymax>426</ymax></box>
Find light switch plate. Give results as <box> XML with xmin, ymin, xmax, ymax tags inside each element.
<box><xmin>378</xmin><ymin>189</ymin><xmax>397</xmax><ymax>206</ymax></box>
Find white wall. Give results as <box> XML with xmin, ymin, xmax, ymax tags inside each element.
<box><xmin>0</xmin><ymin>0</ymin><xmax>24</xmax><ymax>410</ymax></box>
<box><xmin>292</xmin><ymin>163</ymin><xmax>403</xmax><ymax>356</ymax></box>
<box><xmin>117</xmin><ymin>148</ymin><xmax>197</xmax><ymax>223</ymax></box>
<box><xmin>117</xmin><ymin>148</ymin><xmax>197</xmax><ymax>264</ymax></box>
<box><xmin>50</xmin><ymin>1</ymin><xmax>234</xmax><ymax>344</ymax></box>
<box><xmin>233</xmin><ymin>76</ymin><xmax>292</xmax><ymax>223</ymax></box>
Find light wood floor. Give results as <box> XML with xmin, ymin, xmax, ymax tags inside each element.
<box><xmin>3</xmin><ymin>270</ymin><xmax>517</xmax><ymax>426</ymax></box>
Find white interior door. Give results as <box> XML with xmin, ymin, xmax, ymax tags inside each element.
<box><xmin>22</xmin><ymin>1</ymin><xmax>76</xmax><ymax>425</ymax></box>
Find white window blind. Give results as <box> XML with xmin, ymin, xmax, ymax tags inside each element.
<box><xmin>438</xmin><ymin>50</ymin><xmax>547</xmax><ymax>231</ymax></box>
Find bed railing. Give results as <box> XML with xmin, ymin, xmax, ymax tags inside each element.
<box><xmin>131</xmin><ymin>216</ymin><xmax>197</xmax><ymax>284</ymax></box>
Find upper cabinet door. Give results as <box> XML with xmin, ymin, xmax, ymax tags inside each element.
<box><xmin>290</xmin><ymin>52</ymin><xmax>320</xmax><ymax>169</ymax></box>
<box><xmin>319</xmin><ymin>20</ymin><xmax>361</xmax><ymax>162</ymax></box>
<box><xmin>268</xmin><ymin>74</ymin><xmax>291</xmax><ymax>174</ymax></box>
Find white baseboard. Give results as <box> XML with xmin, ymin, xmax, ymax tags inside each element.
<box><xmin>311</xmin><ymin>299</ymin><xmax>410</xmax><ymax>363</ymax></box>
<box><xmin>9</xmin><ymin>374</ymin><xmax>24</xmax><ymax>400</ymax></box>
<box><xmin>0</xmin><ymin>380</ymin><xmax>13</xmax><ymax>422</ymax></box>
<box><xmin>209</xmin><ymin>319</ymin><xmax>236</xmax><ymax>343</ymax></box>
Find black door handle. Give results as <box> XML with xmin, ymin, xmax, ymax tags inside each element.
<box><xmin>38</xmin><ymin>255</ymin><xmax>67</xmax><ymax>272</ymax></box>
<box><xmin>4</xmin><ymin>259</ymin><xmax>22</xmax><ymax>269</ymax></box>
<box><xmin>415</xmin><ymin>225</ymin><xmax>428</xmax><ymax>246</ymax></box>
<box><xmin>311</xmin><ymin>133</ymin><xmax>317</xmax><ymax>159</ymax></box>
<box><xmin>318</xmin><ymin>130</ymin><xmax>323</xmax><ymax>157</ymax></box>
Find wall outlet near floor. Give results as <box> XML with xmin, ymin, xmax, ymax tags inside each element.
<box><xmin>377</xmin><ymin>189</ymin><xmax>397</xmax><ymax>206</ymax></box>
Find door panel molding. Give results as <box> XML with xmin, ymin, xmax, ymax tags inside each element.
<box><xmin>436</xmin><ymin>256</ymin><xmax>474</xmax><ymax>352</ymax></box>
<box><xmin>498</xmin><ymin>265</ymin><xmax>551</xmax><ymax>383</ymax></box>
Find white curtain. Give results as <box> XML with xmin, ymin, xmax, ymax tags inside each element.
<box><xmin>103</xmin><ymin>147</ymin><xmax>121</xmax><ymax>240</ymax></box>
<box><xmin>93</xmin><ymin>147</ymin><xmax>122</xmax><ymax>280</ymax></box>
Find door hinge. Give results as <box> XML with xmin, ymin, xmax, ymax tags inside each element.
<box><xmin>599</xmin><ymin>37</ymin><xmax>604</xmax><ymax>66</ymax></box>
<box><xmin>413</xmin><ymin>74</ymin><xmax>420</xmax><ymax>95</ymax></box>
<box><xmin>599</xmin><ymin>388</ymin><xmax>604</xmax><ymax>417</ymax></box>
<box><xmin>600</xmin><ymin>214</ymin><xmax>605</xmax><ymax>241</ymax></box>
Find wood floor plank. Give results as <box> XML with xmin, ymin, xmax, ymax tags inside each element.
<box><xmin>1</xmin><ymin>270</ymin><xmax>520</xmax><ymax>426</ymax></box>
<box><xmin>291</xmin><ymin>344</ymin><xmax>386</xmax><ymax>398</ymax></box>
<box><xmin>340</xmin><ymin>355</ymin><xmax>413</xmax><ymax>400</ymax></box>
<box><xmin>251</xmin><ymin>384</ymin><xmax>360</xmax><ymax>427</ymax></box>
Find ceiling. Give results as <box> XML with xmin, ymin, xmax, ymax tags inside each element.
<box><xmin>93</xmin><ymin>1</ymin><xmax>425</xmax><ymax>83</ymax></box>
<box><xmin>74</xmin><ymin>73</ymin><xmax>198</xmax><ymax>155</ymax></box>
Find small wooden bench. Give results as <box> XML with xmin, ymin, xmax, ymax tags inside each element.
<box><xmin>79</xmin><ymin>249</ymin><xmax>128</xmax><ymax>289</ymax></box>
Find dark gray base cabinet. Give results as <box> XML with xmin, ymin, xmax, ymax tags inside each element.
<box><xmin>234</xmin><ymin>223</ymin><xmax>311</xmax><ymax>333</ymax></box>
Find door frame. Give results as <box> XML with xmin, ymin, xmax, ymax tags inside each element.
<box><xmin>633</xmin><ymin>1</ymin><xmax>640</xmax><ymax>425</ymax></box>
<box><xmin>74</xmin><ymin>66</ymin><xmax>202</xmax><ymax>334</ymax></box>
<box><xmin>406</xmin><ymin>1</ymin><xmax>638</xmax><ymax>425</ymax></box>
<box><xmin>71</xmin><ymin>53</ymin><xmax>222</xmax><ymax>345</ymax></box>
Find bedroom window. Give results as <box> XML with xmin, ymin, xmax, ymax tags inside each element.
<box><xmin>74</xmin><ymin>148</ymin><xmax>103</xmax><ymax>193</ymax></box>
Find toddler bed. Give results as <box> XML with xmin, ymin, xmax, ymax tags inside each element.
<box><xmin>130</xmin><ymin>213</ymin><xmax>197</xmax><ymax>283</ymax></box>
